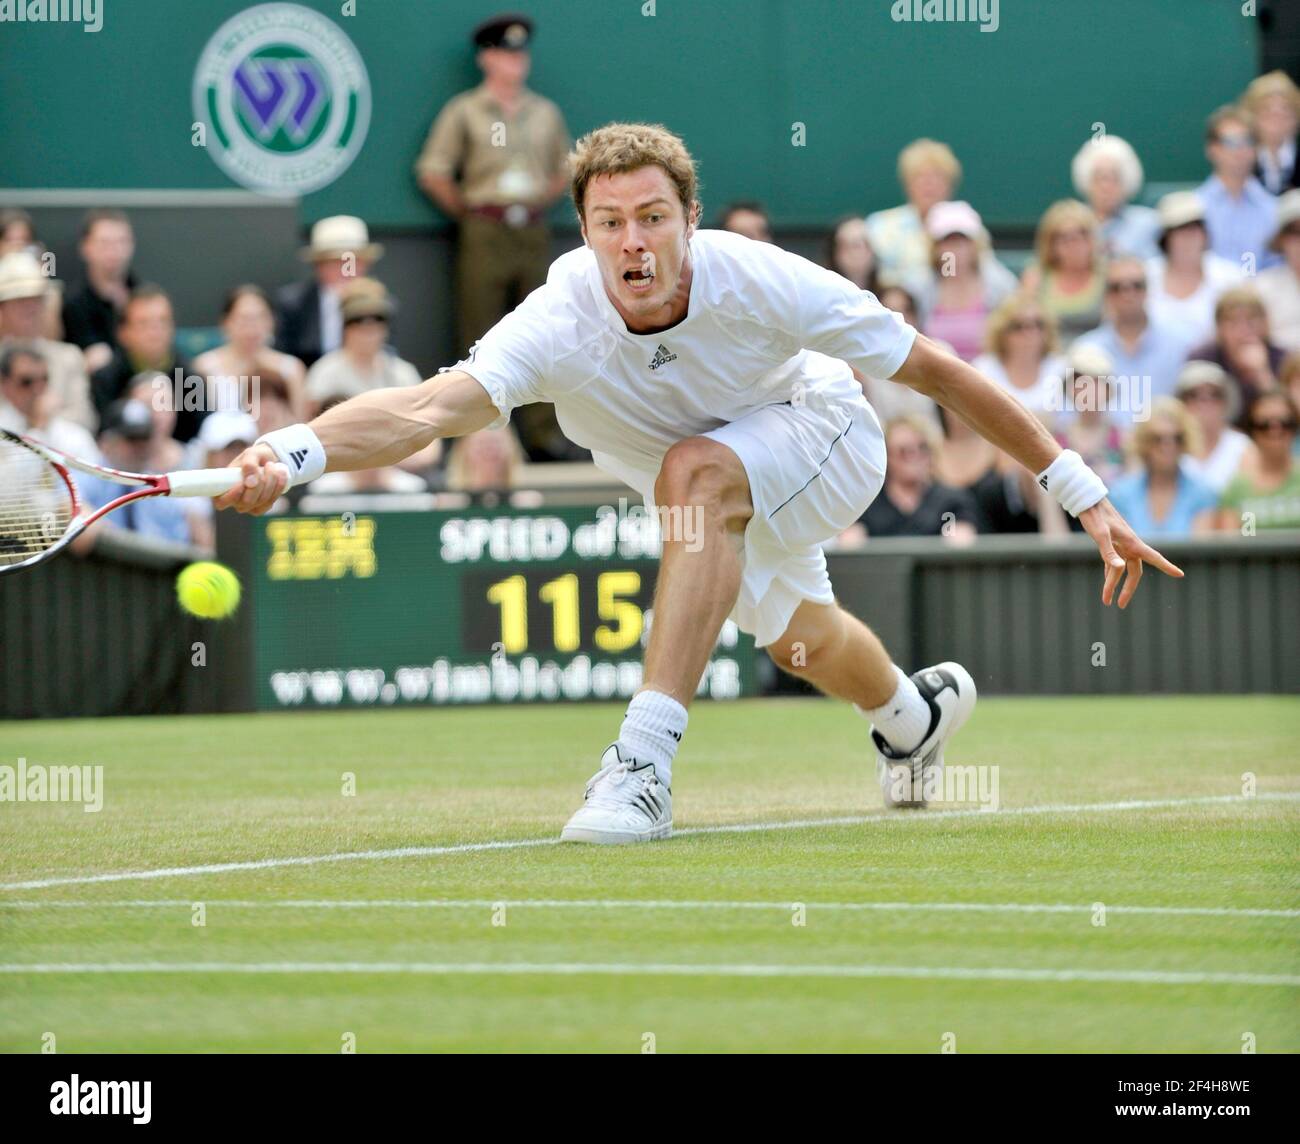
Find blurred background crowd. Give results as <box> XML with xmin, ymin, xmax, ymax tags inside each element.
<box><xmin>1</xmin><ymin>13</ymin><xmax>1298</xmax><ymax>552</ymax></box>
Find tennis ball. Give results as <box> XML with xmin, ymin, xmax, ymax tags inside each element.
<box><xmin>176</xmin><ymin>561</ymin><xmax>241</xmax><ymax>620</ymax></box>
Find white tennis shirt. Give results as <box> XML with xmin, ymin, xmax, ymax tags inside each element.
<box><xmin>454</xmin><ymin>228</ymin><xmax>917</xmax><ymax>492</ymax></box>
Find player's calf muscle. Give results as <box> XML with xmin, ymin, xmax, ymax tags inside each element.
<box><xmin>768</xmin><ymin>606</ymin><xmax>845</xmax><ymax>673</ymax></box>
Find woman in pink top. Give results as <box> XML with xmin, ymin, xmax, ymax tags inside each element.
<box><xmin>920</xmin><ymin>200</ymin><xmax>1013</xmax><ymax>362</ymax></box>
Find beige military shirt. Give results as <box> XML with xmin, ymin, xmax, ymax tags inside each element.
<box><xmin>415</xmin><ymin>85</ymin><xmax>570</xmax><ymax>208</ymax></box>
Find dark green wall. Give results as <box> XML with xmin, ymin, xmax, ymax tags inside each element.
<box><xmin>829</xmin><ymin>534</ymin><xmax>1300</xmax><ymax>696</ymax></box>
<box><xmin>0</xmin><ymin>0</ymin><xmax>1259</xmax><ymax>229</ymax></box>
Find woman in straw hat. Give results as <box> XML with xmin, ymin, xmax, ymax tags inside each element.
<box><xmin>1175</xmin><ymin>359</ymin><xmax>1253</xmax><ymax>494</ymax></box>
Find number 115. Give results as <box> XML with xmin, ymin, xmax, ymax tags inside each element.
<box><xmin>486</xmin><ymin>570</ymin><xmax>643</xmax><ymax>655</ymax></box>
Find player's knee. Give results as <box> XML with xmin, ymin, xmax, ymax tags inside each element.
<box><xmin>655</xmin><ymin>437</ymin><xmax>750</xmax><ymax>525</ymax></box>
<box><xmin>655</xmin><ymin>437</ymin><xmax>727</xmax><ymax>504</ymax></box>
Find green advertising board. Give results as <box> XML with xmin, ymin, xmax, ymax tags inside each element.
<box><xmin>245</xmin><ymin>502</ymin><xmax>757</xmax><ymax>710</ymax></box>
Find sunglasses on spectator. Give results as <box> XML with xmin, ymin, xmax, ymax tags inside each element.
<box><xmin>1053</xmin><ymin>228</ymin><xmax>1090</xmax><ymax>242</ymax></box>
<box><xmin>1106</xmin><ymin>279</ymin><xmax>1146</xmax><ymax>293</ymax></box>
<box><xmin>1215</xmin><ymin>132</ymin><xmax>1254</xmax><ymax>149</ymax></box>
<box><xmin>1182</xmin><ymin>387</ymin><xmax>1225</xmax><ymax>403</ymax></box>
<box><xmin>345</xmin><ymin>314</ymin><xmax>388</xmax><ymax>326</ymax></box>
<box><xmin>1007</xmin><ymin>318</ymin><xmax>1046</xmax><ymax>332</ymax></box>
<box><xmin>1147</xmin><ymin>432</ymin><xmax>1185</xmax><ymax>446</ymax></box>
<box><xmin>891</xmin><ymin>443</ymin><xmax>930</xmax><ymax>458</ymax></box>
<box><xmin>9</xmin><ymin>372</ymin><xmax>49</xmax><ymax>388</ymax></box>
<box><xmin>1250</xmin><ymin>417</ymin><xmax>1298</xmax><ymax>433</ymax></box>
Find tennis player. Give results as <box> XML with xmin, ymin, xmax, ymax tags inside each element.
<box><xmin>217</xmin><ymin>124</ymin><xmax>1182</xmax><ymax>843</ymax></box>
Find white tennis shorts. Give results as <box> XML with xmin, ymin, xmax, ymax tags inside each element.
<box><xmin>701</xmin><ymin>397</ymin><xmax>886</xmax><ymax>647</ymax></box>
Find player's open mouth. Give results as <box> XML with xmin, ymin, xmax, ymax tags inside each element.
<box><xmin>623</xmin><ymin>269</ymin><xmax>655</xmax><ymax>292</ymax></box>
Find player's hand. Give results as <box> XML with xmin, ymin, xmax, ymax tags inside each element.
<box><xmin>1077</xmin><ymin>498</ymin><xmax>1183</xmax><ymax>608</ymax></box>
<box><xmin>213</xmin><ymin>443</ymin><xmax>290</xmax><ymax>515</ymax></box>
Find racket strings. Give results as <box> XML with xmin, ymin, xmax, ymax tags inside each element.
<box><xmin>0</xmin><ymin>436</ymin><xmax>76</xmax><ymax>566</ymax></box>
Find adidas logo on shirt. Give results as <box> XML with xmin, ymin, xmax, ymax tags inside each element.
<box><xmin>648</xmin><ymin>344</ymin><xmax>677</xmax><ymax>371</ymax></box>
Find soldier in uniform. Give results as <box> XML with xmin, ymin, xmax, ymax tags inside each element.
<box><xmin>416</xmin><ymin>13</ymin><xmax>580</xmax><ymax>461</ymax></box>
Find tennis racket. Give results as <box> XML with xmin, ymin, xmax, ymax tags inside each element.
<box><xmin>0</xmin><ymin>427</ymin><xmax>244</xmax><ymax>577</ymax></box>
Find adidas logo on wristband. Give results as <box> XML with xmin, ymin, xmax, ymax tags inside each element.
<box><xmin>1038</xmin><ymin>449</ymin><xmax>1107</xmax><ymax>517</ymax></box>
<box><xmin>257</xmin><ymin>425</ymin><xmax>327</xmax><ymax>488</ymax></box>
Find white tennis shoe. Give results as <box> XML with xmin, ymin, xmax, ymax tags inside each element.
<box><xmin>560</xmin><ymin>744</ymin><xmax>672</xmax><ymax>844</ymax></box>
<box><xmin>872</xmin><ymin>661</ymin><xmax>977</xmax><ymax>809</ymax></box>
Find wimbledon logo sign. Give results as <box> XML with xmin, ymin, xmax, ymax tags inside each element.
<box><xmin>193</xmin><ymin>3</ymin><xmax>371</xmax><ymax>197</ymax></box>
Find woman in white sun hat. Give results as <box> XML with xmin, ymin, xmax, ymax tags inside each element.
<box><xmin>1145</xmin><ymin>190</ymin><xmax>1244</xmax><ymax>346</ymax></box>
<box><xmin>1175</xmin><ymin>359</ymin><xmax>1253</xmax><ymax>494</ymax></box>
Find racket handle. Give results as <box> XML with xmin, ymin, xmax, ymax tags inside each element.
<box><xmin>166</xmin><ymin>468</ymin><xmax>245</xmax><ymax>498</ymax></box>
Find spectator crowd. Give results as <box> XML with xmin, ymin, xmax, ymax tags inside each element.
<box><xmin>1</xmin><ymin>25</ymin><xmax>1298</xmax><ymax>551</ymax></box>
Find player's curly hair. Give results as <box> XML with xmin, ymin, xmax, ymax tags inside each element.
<box><xmin>570</xmin><ymin>122</ymin><xmax>701</xmax><ymax>225</ymax></box>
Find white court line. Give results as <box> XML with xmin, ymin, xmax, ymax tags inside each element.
<box><xmin>0</xmin><ymin>961</ymin><xmax>1295</xmax><ymax>987</ymax></box>
<box><xmin>2</xmin><ymin>792</ymin><xmax>1296</xmax><ymax>893</ymax></box>
<box><xmin>0</xmin><ymin>899</ymin><xmax>1295</xmax><ymax>919</ymax></box>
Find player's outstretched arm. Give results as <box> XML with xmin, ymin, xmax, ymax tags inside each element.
<box><xmin>214</xmin><ymin>370</ymin><xmax>498</xmax><ymax>515</ymax></box>
<box><xmin>890</xmin><ymin>335</ymin><xmax>1183</xmax><ymax>607</ymax></box>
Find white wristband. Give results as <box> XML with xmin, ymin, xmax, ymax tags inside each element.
<box><xmin>256</xmin><ymin>424</ymin><xmax>327</xmax><ymax>488</ymax></box>
<box><xmin>1037</xmin><ymin>449</ymin><xmax>1107</xmax><ymax>517</ymax></box>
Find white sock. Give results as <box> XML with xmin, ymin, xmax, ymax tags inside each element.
<box><xmin>618</xmin><ymin>690</ymin><xmax>687</xmax><ymax>787</ymax></box>
<box><xmin>856</xmin><ymin>666</ymin><xmax>931</xmax><ymax>755</ymax></box>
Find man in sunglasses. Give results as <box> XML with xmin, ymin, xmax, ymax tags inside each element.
<box><xmin>1198</xmin><ymin>105</ymin><xmax>1280</xmax><ymax>270</ymax></box>
<box><xmin>0</xmin><ymin>251</ymin><xmax>94</xmax><ymax>431</ymax></box>
<box><xmin>0</xmin><ymin>343</ymin><xmax>98</xmax><ymax>458</ymax></box>
<box><xmin>1075</xmin><ymin>255</ymin><xmax>1192</xmax><ymax>412</ymax></box>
